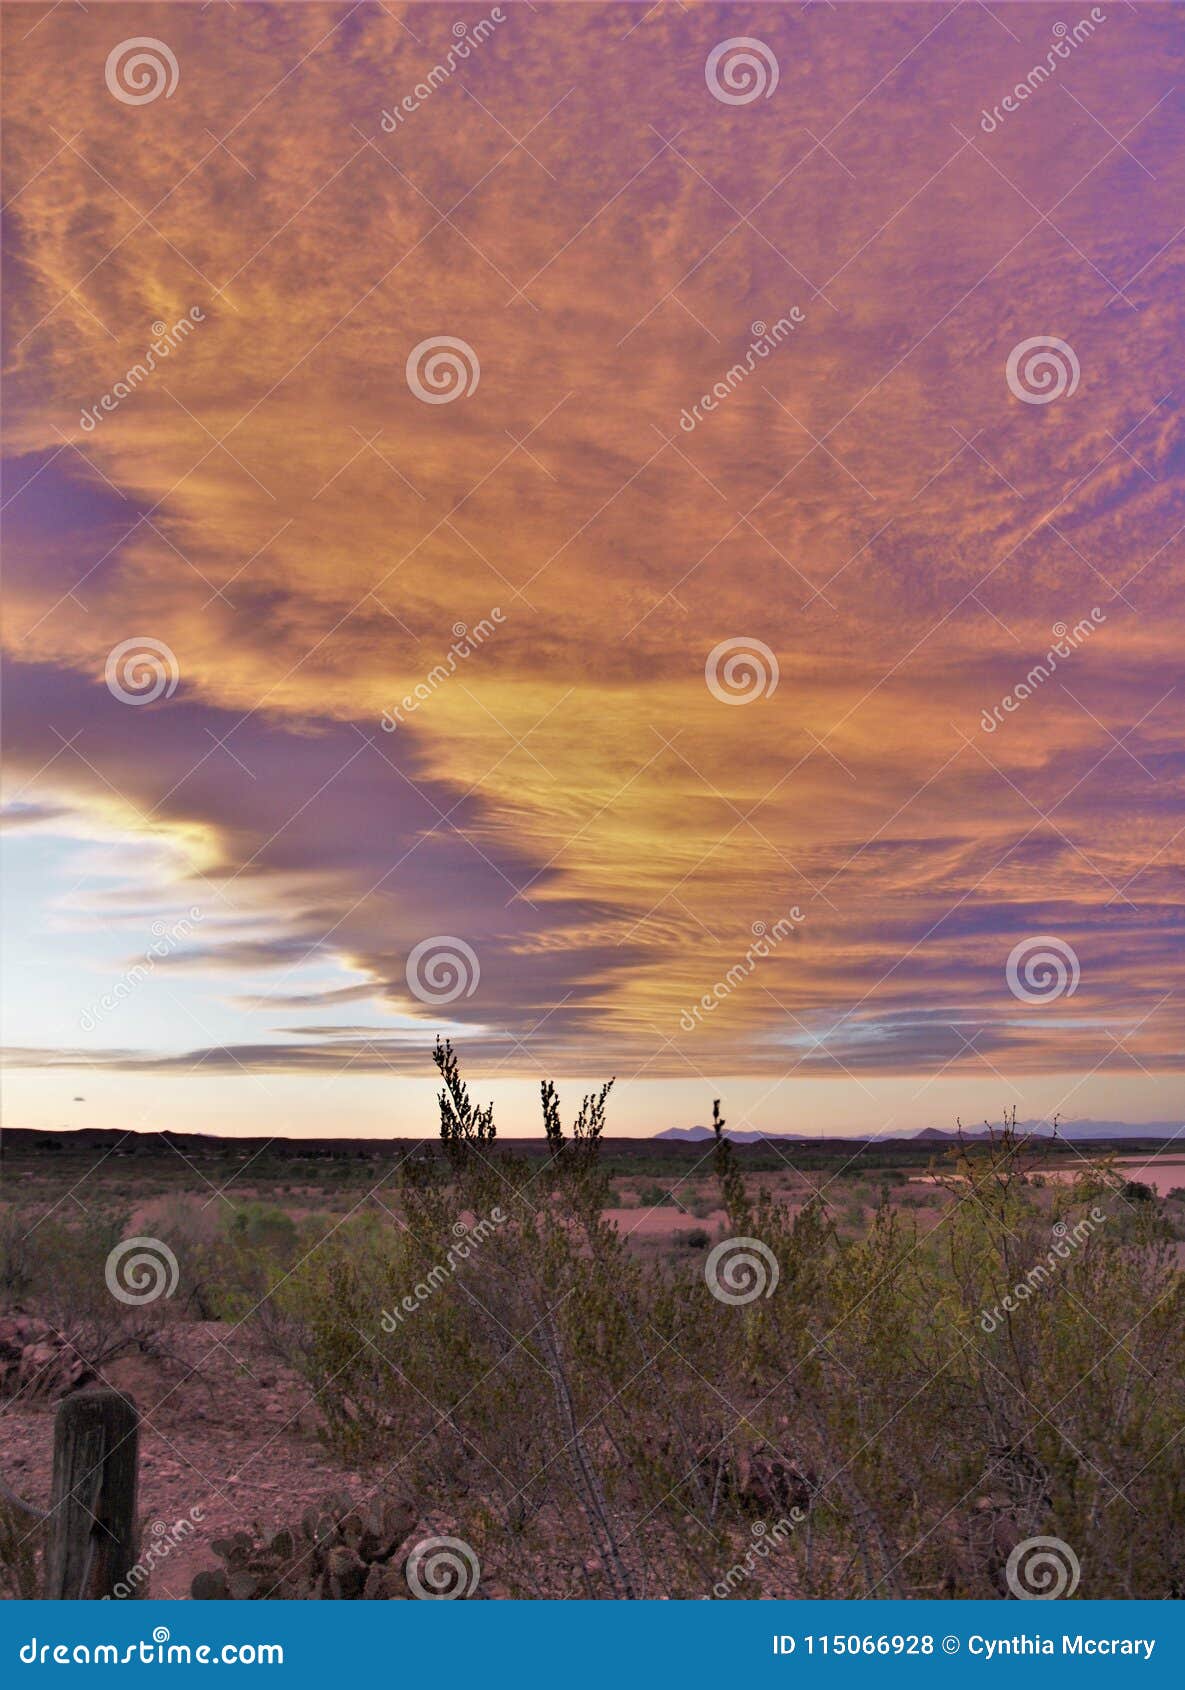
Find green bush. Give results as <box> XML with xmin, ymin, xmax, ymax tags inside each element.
<box><xmin>634</xmin><ymin>1182</ymin><xmax>677</xmax><ymax>1208</ymax></box>
<box><xmin>0</xmin><ymin>1204</ymin><xmax>179</xmax><ymax>1370</ymax></box>
<box><xmin>238</xmin><ymin>1062</ymin><xmax>1185</xmax><ymax>1601</ymax></box>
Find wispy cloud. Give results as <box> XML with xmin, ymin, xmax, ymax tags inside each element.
<box><xmin>2</xmin><ymin>3</ymin><xmax>1182</xmax><ymax>1116</ymax></box>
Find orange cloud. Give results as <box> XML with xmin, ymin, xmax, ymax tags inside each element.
<box><xmin>2</xmin><ymin>2</ymin><xmax>1182</xmax><ymax>1108</ymax></box>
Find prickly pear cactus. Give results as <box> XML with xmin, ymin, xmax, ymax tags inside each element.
<box><xmin>191</xmin><ymin>1492</ymin><xmax>420</xmax><ymax>1599</ymax></box>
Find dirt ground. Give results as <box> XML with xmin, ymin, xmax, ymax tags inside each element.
<box><xmin>3</xmin><ymin>1150</ymin><xmax>1155</xmax><ymax>1597</ymax></box>
<box><xmin>2</xmin><ymin>1321</ymin><xmax>368</xmax><ymax>1599</ymax></box>
<box><xmin>0</xmin><ymin>1185</ymin><xmax>826</xmax><ymax>1600</ymax></box>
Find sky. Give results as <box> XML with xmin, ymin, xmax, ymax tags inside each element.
<box><xmin>2</xmin><ymin>1</ymin><xmax>1182</xmax><ymax>1140</ymax></box>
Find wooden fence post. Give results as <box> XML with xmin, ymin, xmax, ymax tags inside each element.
<box><xmin>45</xmin><ymin>1389</ymin><xmax>139</xmax><ymax>1599</ymax></box>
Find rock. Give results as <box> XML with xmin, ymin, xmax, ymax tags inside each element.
<box><xmin>0</xmin><ymin>1314</ymin><xmax>94</xmax><ymax>1400</ymax></box>
<box><xmin>326</xmin><ymin>1545</ymin><xmax>366</xmax><ymax>1598</ymax></box>
<box><xmin>363</xmin><ymin>1563</ymin><xmax>409</xmax><ymax>1599</ymax></box>
<box><xmin>192</xmin><ymin>1488</ymin><xmax>425</xmax><ymax>1600</ymax></box>
<box><xmin>735</xmin><ymin>1444</ymin><xmax>814</xmax><ymax>1516</ymax></box>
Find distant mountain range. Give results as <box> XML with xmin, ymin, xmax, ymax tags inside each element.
<box><xmin>657</xmin><ymin>1127</ymin><xmax>811</xmax><ymax>1143</ymax></box>
<box><xmin>655</xmin><ymin>1119</ymin><xmax>1182</xmax><ymax>1145</ymax></box>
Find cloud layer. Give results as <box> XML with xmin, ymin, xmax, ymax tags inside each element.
<box><xmin>3</xmin><ymin>2</ymin><xmax>1183</xmax><ymax>1114</ymax></box>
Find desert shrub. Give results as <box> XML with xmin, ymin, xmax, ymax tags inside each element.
<box><xmin>191</xmin><ymin>1492</ymin><xmax>422</xmax><ymax>1600</ymax></box>
<box><xmin>225</xmin><ymin>1202</ymin><xmax>299</xmax><ymax>1258</ymax></box>
<box><xmin>142</xmin><ymin>1196</ymin><xmax>229</xmax><ymax>1320</ymax></box>
<box><xmin>635</xmin><ymin>1182</ymin><xmax>676</xmax><ymax>1207</ymax></box>
<box><xmin>240</xmin><ymin>1067</ymin><xmax>1185</xmax><ymax>1600</ymax></box>
<box><xmin>210</xmin><ymin>1203</ymin><xmax>340</xmax><ymax>1370</ymax></box>
<box><xmin>673</xmin><ymin>1228</ymin><xmax>711</xmax><ymax>1249</ymax></box>
<box><xmin>3</xmin><ymin>1206</ymin><xmax>180</xmax><ymax>1371</ymax></box>
<box><xmin>0</xmin><ymin>1205</ymin><xmax>37</xmax><ymax>1297</ymax></box>
<box><xmin>0</xmin><ymin>1488</ymin><xmax>43</xmax><ymax>1598</ymax></box>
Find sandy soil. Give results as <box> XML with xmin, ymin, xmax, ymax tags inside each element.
<box><xmin>1014</xmin><ymin>1157</ymin><xmax>1185</xmax><ymax>1195</ymax></box>
<box><xmin>2</xmin><ymin>1322</ymin><xmax>366</xmax><ymax>1599</ymax></box>
<box><xmin>602</xmin><ymin>1206</ymin><xmax>729</xmax><ymax>1239</ymax></box>
<box><xmin>1104</xmin><ymin>1156</ymin><xmax>1185</xmax><ymax>1195</ymax></box>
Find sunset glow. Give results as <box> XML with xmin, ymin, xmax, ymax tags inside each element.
<box><xmin>3</xmin><ymin>1</ymin><xmax>1182</xmax><ymax>1137</ymax></box>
